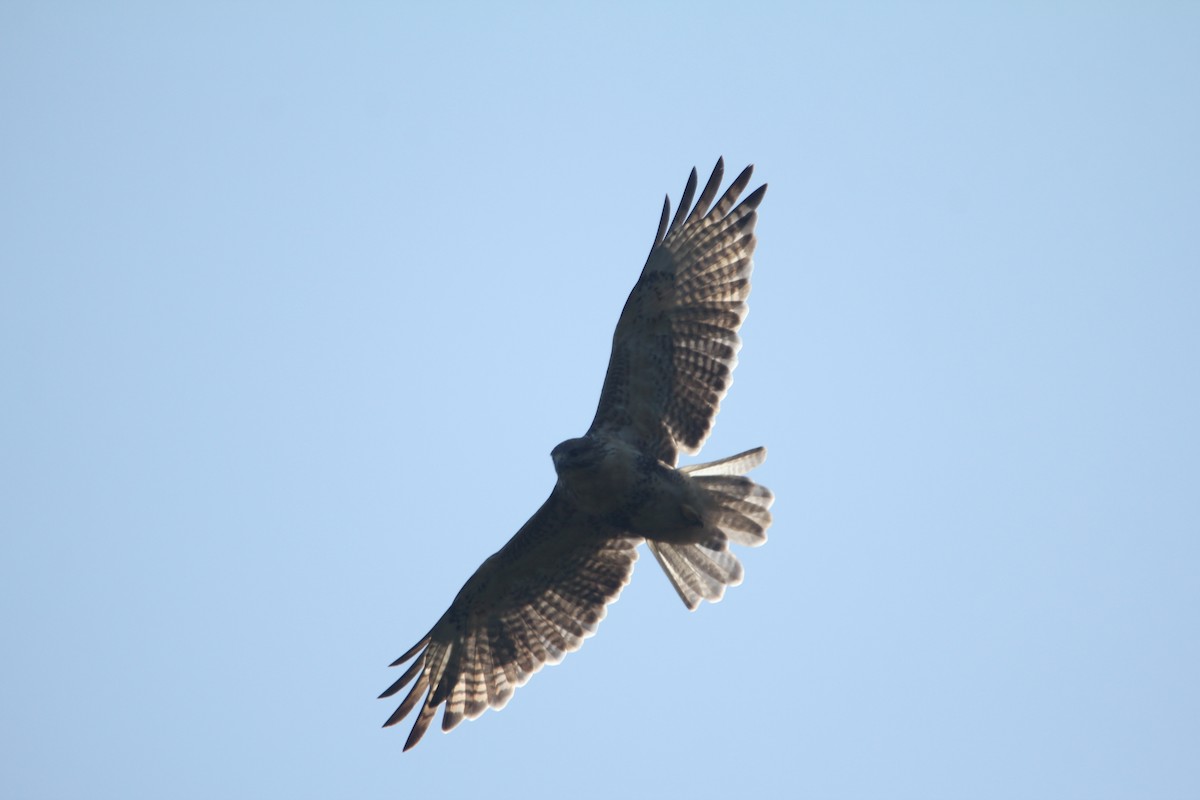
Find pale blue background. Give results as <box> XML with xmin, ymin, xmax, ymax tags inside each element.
<box><xmin>3</xmin><ymin>3</ymin><xmax>1198</xmax><ymax>798</ymax></box>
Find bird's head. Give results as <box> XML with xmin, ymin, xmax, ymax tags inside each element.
<box><xmin>551</xmin><ymin>437</ymin><xmax>604</xmax><ymax>474</ymax></box>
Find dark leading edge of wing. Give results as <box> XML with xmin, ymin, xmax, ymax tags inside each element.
<box><xmin>587</xmin><ymin>158</ymin><xmax>766</xmax><ymax>465</ymax></box>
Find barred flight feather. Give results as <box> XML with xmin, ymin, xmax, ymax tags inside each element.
<box><xmin>382</xmin><ymin>493</ymin><xmax>639</xmax><ymax>750</ymax></box>
<box><xmin>589</xmin><ymin>158</ymin><xmax>766</xmax><ymax>463</ymax></box>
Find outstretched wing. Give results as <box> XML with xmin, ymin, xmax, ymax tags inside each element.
<box><xmin>587</xmin><ymin>158</ymin><xmax>766</xmax><ymax>464</ymax></box>
<box><xmin>380</xmin><ymin>491</ymin><xmax>639</xmax><ymax>750</ymax></box>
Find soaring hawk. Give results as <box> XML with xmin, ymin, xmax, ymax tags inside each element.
<box><xmin>381</xmin><ymin>159</ymin><xmax>773</xmax><ymax>750</ymax></box>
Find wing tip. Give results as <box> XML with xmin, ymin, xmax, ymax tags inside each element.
<box><xmin>389</xmin><ymin>633</ymin><xmax>432</xmax><ymax>667</ymax></box>
<box><xmin>655</xmin><ymin>194</ymin><xmax>671</xmax><ymax>244</ymax></box>
<box><xmin>740</xmin><ymin>182</ymin><xmax>768</xmax><ymax>212</ymax></box>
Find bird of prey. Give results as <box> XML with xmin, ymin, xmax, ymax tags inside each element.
<box><xmin>381</xmin><ymin>159</ymin><xmax>773</xmax><ymax>750</ymax></box>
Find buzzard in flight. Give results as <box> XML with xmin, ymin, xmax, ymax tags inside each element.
<box><xmin>381</xmin><ymin>159</ymin><xmax>773</xmax><ymax>750</ymax></box>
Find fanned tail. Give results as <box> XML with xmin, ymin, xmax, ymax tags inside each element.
<box><xmin>650</xmin><ymin>447</ymin><xmax>774</xmax><ymax>610</ymax></box>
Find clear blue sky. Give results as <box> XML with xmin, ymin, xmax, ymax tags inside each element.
<box><xmin>3</xmin><ymin>3</ymin><xmax>1198</xmax><ymax>798</ymax></box>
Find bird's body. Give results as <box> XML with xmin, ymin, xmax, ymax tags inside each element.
<box><xmin>554</xmin><ymin>436</ymin><xmax>705</xmax><ymax>542</ymax></box>
<box><xmin>382</xmin><ymin>160</ymin><xmax>774</xmax><ymax>750</ymax></box>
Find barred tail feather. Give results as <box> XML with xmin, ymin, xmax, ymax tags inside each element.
<box><xmin>652</xmin><ymin>447</ymin><xmax>774</xmax><ymax>610</ymax></box>
<box><xmin>648</xmin><ymin>540</ymin><xmax>743</xmax><ymax>610</ymax></box>
<box><xmin>680</xmin><ymin>445</ymin><xmax>766</xmax><ymax>477</ymax></box>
